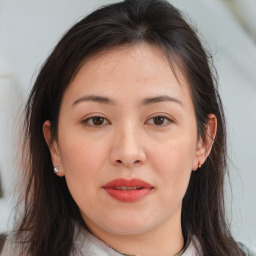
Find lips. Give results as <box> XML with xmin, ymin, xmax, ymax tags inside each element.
<box><xmin>103</xmin><ymin>178</ymin><xmax>153</xmax><ymax>202</ymax></box>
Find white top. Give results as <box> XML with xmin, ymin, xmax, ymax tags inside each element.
<box><xmin>1</xmin><ymin>226</ymin><xmax>198</xmax><ymax>256</ymax></box>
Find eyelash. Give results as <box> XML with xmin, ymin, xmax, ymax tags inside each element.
<box><xmin>82</xmin><ymin>115</ymin><xmax>173</xmax><ymax>127</ymax></box>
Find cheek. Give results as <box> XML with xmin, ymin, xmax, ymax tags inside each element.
<box><xmin>59</xmin><ymin>132</ymin><xmax>108</xmax><ymax>171</ymax></box>
<box><xmin>151</xmin><ymin>138</ymin><xmax>195</xmax><ymax>195</ymax></box>
<box><xmin>58</xmin><ymin>136</ymin><xmax>109</xmax><ymax>198</ymax></box>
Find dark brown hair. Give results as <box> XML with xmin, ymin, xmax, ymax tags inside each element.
<box><xmin>15</xmin><ymin>0</ymin><xmax>246</xmax><ymax>255</ymax></box>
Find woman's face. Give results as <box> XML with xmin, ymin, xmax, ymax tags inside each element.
<box><xmin>44</xmin><ymin>43</ymin><xmax>209</xmax><ymax>238</ymax></box>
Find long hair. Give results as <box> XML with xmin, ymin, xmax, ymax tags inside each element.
<box><xmin>15</xmin><ymin>0</ymin><xmax>245</xmax><ymax>255</ymax></box>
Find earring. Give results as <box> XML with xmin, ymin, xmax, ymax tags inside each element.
<box><xmin>198</xmin><ymin>162</ymin><xmax>202</xmax><ymax>169</ymax></box>
<box><xmin>53</xmin><ymin>166</ymin><xmax>59</xmax><ymax>174</ymax></box>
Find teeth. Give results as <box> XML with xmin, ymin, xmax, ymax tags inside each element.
<box><xmin>114</xmin><ymin>186</ymin><xmax>142</xmax><ymax>190</ymax></box>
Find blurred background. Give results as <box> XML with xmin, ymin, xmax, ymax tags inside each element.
<box><xmin>0</xmin><ymin>0</ymin><xmax>255</xmax><ymax>250</ymax></box>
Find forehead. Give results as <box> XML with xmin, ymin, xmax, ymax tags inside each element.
<box><xmin>62</xmin><ymin>43</ymin><xmax>192</xmax><ymax>107</ymax></box>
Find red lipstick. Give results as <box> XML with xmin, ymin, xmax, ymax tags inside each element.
<box><xmin>103</xmin><ymin>178</ymin><xmax>153</xmax><ymax>202</ymax></box>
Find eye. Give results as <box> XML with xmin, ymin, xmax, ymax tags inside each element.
<box><xmin>146</xmin><ymin>116</ymin><xmax>172</xmax><ymax>126</ymax></box>
<box><xmin>83</xmin><ymin>116</ymin><xmax>109</xmax><ymax>127</ymax></box>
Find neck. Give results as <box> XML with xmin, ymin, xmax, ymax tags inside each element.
<box><xmin>85</xmin><ymin>216</ymin><xmax>184</xmax><ymax>256</ymax></box>
<box><xmin>106</xmin><ymin>229</ymin><xmax>184</xmax><ymax>256</ymax></box>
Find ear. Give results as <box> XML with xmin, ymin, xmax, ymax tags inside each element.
<box><xmin>192</xmin><ymin>114</ymin><xmax>217</xmax><ymax>171</ymax></box>
<box><xmin>43</xmin><ymin>120</ymin><xmax>65</xmax><ymax>177</ymax></box>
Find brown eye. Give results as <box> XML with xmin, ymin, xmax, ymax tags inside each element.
<box><xmin>83</xmin><ymin>116</ymin><xmax>109</xmax><ymax>127</ymax></box>
<box><xmin>153</xmin><ymin>116</ymin><xmax>165</xmax><ymax>125</ymax></box>
<box><xmin>147</xmin><ymin>116</ymin><xmax>172</xmax><ymax>126</ymax></box>
<box><xmin>92</xmin><ymin>117</ymin><xmax>105</xmax><ymax>125</ymax></box>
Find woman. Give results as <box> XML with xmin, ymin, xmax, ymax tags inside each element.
<box><xmin>1</xmin><ymin>0</ymin><xmax>255</xmax><ymax>255</ymax></box>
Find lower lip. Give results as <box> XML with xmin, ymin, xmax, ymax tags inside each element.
<box><xmin>104</xmin><ymin>188</ymin><xmax>152</xmax><ymax>202</ymax></box>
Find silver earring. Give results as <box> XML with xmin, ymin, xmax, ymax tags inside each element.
<box><xmin>53</xmin><ymin>166</ymin><xmax>59</xmax><ymax>174</ymax></box>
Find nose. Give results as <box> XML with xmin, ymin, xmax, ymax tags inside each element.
<box><xmin>109</xmin><ymin>124</ymin><xmax>146</xmax><ymax>168</ymax></box>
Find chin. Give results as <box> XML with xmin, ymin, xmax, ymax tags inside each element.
<box><xmin>105</xmin><ymin>225</ymin><xmax>150</xmax><ymax>236</ymax></box>
<box><xmin>100</xmin><ymin>215</ymin><xmax>157</xmax><ymax>235</ymax></box>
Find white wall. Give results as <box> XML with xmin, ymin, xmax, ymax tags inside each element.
<box><xmin>0</xmin><ymin>0</ymin><xmax>255</xmax><ymax>250</ymax></box>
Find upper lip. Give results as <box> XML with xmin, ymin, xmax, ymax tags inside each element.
<box><xmin>103</xmin><ymin>178</ymin><xmax>153</xmax><ymax>188</ymax></box>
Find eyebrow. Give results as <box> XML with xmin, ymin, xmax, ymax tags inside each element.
<box><xmin>141</xmin><ymin>95</ymin><xmax>183</xmax><ymax>107</ymax></box>
<box><xmin>72</xmin><ymin>95</ymin><xmax>183</xmax><ymax>107</ymax></box>
<box><xmin>72</xmin><ymin>95</ymin><xmax>116</xmax><ymax>106</ymax></box>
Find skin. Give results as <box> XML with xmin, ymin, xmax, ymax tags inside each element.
<box><xmin>43</xmin><ymin>43</ymin><xmax>217</xmax><ymax>256</ymax></box>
